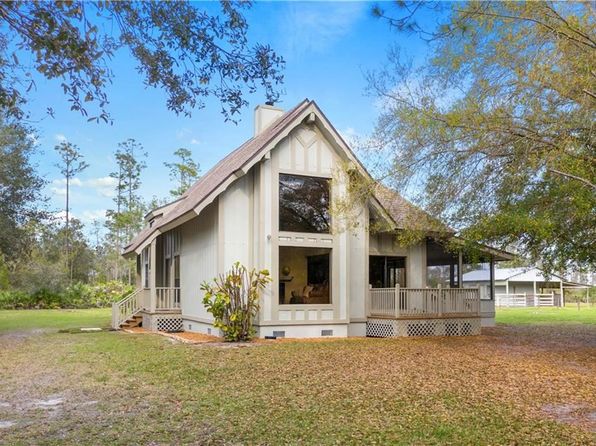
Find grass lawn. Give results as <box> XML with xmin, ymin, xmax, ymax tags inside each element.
<box><xmin>496</xmin><ymin>305</ymin><xmax>596</xmax><ymax>325</ymax></box>
<box><xmin>0</xmin><ymin>310</ymin><xmax>594</xmax><ymax>445</ymax></box>
<box><xmin>0</xmin><ymin>308</ymin><xmax>111</xmax><ymax>333</ymax></box>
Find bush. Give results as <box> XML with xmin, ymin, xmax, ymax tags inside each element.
<box><xmin>201</xmin><ymin>262</ymin><xmax>270</xmax><ymax>341</ymax></box>
<box><xmin>0</xmin><ymin>281</ymin><xmax>135</xmax><ymax>310</ymax></box>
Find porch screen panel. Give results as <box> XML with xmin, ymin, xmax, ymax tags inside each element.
<box><xmin>369</xmin><ymin>256</ymin><xmax>406</xmax><ymax>288</ymax></box>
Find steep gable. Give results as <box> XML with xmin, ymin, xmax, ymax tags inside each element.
<box><xmin>123</xmin><ymin>99</ymin><xmax>439</xmax><ymax>256</ymax></box>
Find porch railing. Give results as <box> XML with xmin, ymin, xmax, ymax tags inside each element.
<box><xmin>368</xmin><ymin>286</ymin><xmax>480</xmax><ymax>318</ymax></box>
<box><xmin>155</xmin><ymin>287</ymin><xmax>181</xmax><ymax>310</ymax></box>
<box><xmin>112</xmin><ymin>288</ymin><xmax>142</xmax><ymax>329</ymax></box>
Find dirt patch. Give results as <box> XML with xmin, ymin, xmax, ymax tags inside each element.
<box><xmin>0</xmin><ymin>328</ymin><xmax>50</xmax><ymax>342</ymax></box>
<box><xmin>542</xmin><ymin>403</ymin><xmax>596</xmax><ymax>432</ymax></box>
<box><xmin>122</xmin><ymin>327</ymin><xmax>221</xmax><ymax>344</ymax></box>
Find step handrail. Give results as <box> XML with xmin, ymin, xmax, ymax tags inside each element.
<box><xmin>111</xmin><ymin>288</ymin><xmax>142</xmax><ymax>329</ymax></box>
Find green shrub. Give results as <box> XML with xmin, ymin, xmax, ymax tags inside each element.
<box><xmin>0</xmin><ymin>281</ymin><xmax>135</xmax><ymax>310</ymax></box>
<box><xmin>201</xmin><ymin>262</ymin><xmax>270</xmax><ymax>341</ymax></box>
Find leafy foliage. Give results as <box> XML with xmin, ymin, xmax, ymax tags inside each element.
<box><xmin>0</xmin><ymin>1</ymin><xmax>284</xmax><ymax>122</ymax></box>
<box><xmin>0</xmin><ymin>280</ymin><xmax>134</xmax><ymax>310</ymax></box>
<box><xmin>164</xmin><ymin>147</ymin><xmax>200</xmax><ymax>197</ymax></box>
<box><xmin>0</xmin><ymin>117</ymin><xmax>46</xmax><ymax>263</ymax></box>
<box><xmin>201</xmin><ymin>262</ymin><xmax>270</xmax><ymax>341</ymax></box>
<box><xmin>11</xmin><ymin>218</ymin><xmax>94</xmax><ymax>293</ymax></box>
<box><xmin>104</xmin><ymin>138</ymin><xmax>147</xmax><ymax>283</ymax></box>
<box><xmin>368</xmin><ymin>1</ymin><xmax>595</xmax><ymax>274</ymax></box>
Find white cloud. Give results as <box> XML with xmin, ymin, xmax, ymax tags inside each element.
<box><xmin>51</xmin><ymin>187</ymin><xmax>67</xmax><ymax>197</ymax></box>
<box><xmin>280</xmin><ymin>2</ymin><xmax>366</xmax><ymax>58</ymax></box>
<box><xmin>80</xmin><ymin>209</ymin><xmax>108</xmax><ymax>223</ymax></box>
<box><xmin>85</xmin><ymin>176</ymin><xmax>117</xmax><ymax>197</ymax></box>
<box><xmin>50</xmin><ymin>176</ymin><xmax>117</xmax><ymax>197</ymax></box>
<box><xmin>51</xmin><ymin>210</ymin><xmax>69</xmax><ymax>222</ymax></box>
<box><xmin>85</xmin><ymin>176</ymin><xmax>118</xmax><ymax>188</ymax></box>
<box><xmin>54</xmin><ymin>133</ymin><xmax>67</xmax><ymax>143</ymax></box>
<box><xmin>190</xmin><ymin>138</ymin><xmax>200</xmax><ymax>145</ymax></box>
<box><xmin>176</xmin><ymin>127</ymin><xmax>191</xmax><ymax>140</ymax></box>
<box><xmin>27</xmin><ymin>133</ymin><xmax>40</xmax><ymax>146</ymax></box>
<box><xmin>52</xmin><ymin>178</ymin><xmax>83</xmax><ymax>187</ymax></box>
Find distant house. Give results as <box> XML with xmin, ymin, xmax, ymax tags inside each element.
<box><xmin>113</xmin><ymin>99</ymin><xmax>511</xmax><ymax>338</ymax></box>
<box><xmin>462</xmin><ymin>266</ymin><xmax>591</xmax><ymax>307</ymax></box>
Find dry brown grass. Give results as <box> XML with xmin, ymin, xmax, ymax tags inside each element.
<box><xmin>0</xmin><ymin>318</ymin><xmax>594</xmax><ymax>445</ymax></box>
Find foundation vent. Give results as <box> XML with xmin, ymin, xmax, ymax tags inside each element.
<box><xmin>272</xmin><ymin>330</ymin><xmax>286</xmax><ymax>338</ymax></box>
<box><xmin>321</xmin><ymin>329</ymin><xmax>333</xmax><ymax>336</ymax></box>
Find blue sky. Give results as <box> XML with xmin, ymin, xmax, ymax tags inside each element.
<box><xmin>24</xmin><ymin>1</ymin><xmax>430</xmax><ymax>236</ymax></box>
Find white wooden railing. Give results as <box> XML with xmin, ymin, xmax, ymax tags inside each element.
<box><xmin>368</xmin><ymin>286</ymin><xmax>480</xmax><ymax>318</ymax></box>
<box><xmin>496</xmin><ymin>292</ymin><xmax>558</xmax><ymax>307</ymax></box>
<box><xmin>496</xmin><ymin>293</ymin><xmax>527</xmax><ymax>307</ymax></box>
<box><xmin>111</xmin><ymin>289</ymin><xmax>142</xmax><ymax>329</ymax></box>
<box><xmin>155</xmin><ymin>287</ymin><xmax>181</xmax><ymax>310</ymax></box>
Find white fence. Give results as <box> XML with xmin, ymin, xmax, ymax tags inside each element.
<box><xmin>368</xmin><ymin>286</ymin><xmax>480</xmax><ymax>319</ymax></box>
<box><xmin>495</xmin><ymin>292</ymin><xmax>561</xmax><ymax>307</ymax></box>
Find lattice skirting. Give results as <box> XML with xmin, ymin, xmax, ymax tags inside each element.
<box><xmin>366</xmin><ymin>317</ymin><xmax>481</xmax><ymax>338</ymax></box>
<box><xmin>142</xmin><ymin>313</ymin><xmax>184</xmax><ymax>333</ymax></box>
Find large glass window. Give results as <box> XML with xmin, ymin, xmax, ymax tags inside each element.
<box><xmin>279</xmin><ymin>246</ymin><xmax>331</xmax><ymax>304</ymax></box>
<box><xmin>279</xmin><ymin>174</ymin><xmax>330</xmax><ymax>233</ymax></box>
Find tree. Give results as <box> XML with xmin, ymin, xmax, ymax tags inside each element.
<box><xmin>12</xmin><ymin>218</ymin><xmax>94</xmax><ymax>294</ymax></box>
<box><xmin>0</xmin><ymin>117</ymin><xmax>45</xmax><ymax>264</ymax></box>
<box><xmin>368</xmin><ymin>1</ymin><xmax>595</xmax><ymax>274</ymax></box>
<box><xmin>106</xmin><ymin>138</ymin><xmax>147</xmax><ymax>283</ymax></box>
<box><xmin>54</xmin><ymin>141</ymin><xmax>88</xmax><ymax>282</ymax></box>
<box><xmin>0</xmin><ymin>1</ymin><xmax>284</xmax><ymax>122</ymax></box>
<box><xmin>164</xmin><ymin>148</ymin><xmax>200</xmax><ymax>197</ymax></box>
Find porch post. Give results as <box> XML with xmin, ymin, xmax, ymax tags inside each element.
<box><xmin>437</xmin><ymin>283</ymin><xmax>442</xmax><ymax>316</ymax></box>
<box><xmin>366</xmin><ymin>284</ymin><xmax>371</xmax><ymax>317</ymax></box>
<box><xmin>457</xmin><ymin>251</ymin><xmax>463</xmax><ymax>288</ymax></box>
<box><xmin>394</xmin><ymin>284</ymin><xmax>400</xmax><ymax>318</ymax></box>
<box><xmin>559</xmin><ymin>280</ymin><xmax>564</xmax><ymax>307</ymax></box>
<box><xmin>149</xmin><ymin>238</ymin><xmax>157</xmax><ymax>313</ymax></box>
<box><xmin>489</xmin><ymin>257</ymin><xmax>495</xmax><ymax>300</ymax></box>
<box><xmin>533</xmin><ymin>280</ymin><xmax>538</xmax><ymax>307</ymax></box>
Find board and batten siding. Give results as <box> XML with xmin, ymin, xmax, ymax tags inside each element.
<box><xmin>218</xmin><ymin>172</ymin><xmax>253</xmax><ymax>270</ymax></box>
<box><xmin>256</xmin><ymin>122</ymin><xmax>363</xmax><ymax>337</ymax></box>
<box><xmin>179</xmin><ymin>202</ymin><xmax>218</xmax><ymax>324</ymax></box>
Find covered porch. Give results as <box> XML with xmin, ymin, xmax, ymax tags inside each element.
<box><xmin>112</xmin><ymin>230</ymin><xmax>183</xmax><ymax>331</ymax></box>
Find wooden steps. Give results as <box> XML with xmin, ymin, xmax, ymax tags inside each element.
<box><xmin>120</xmin><ymin>314</ymin><xmax>142</xmax><ymax>329</ymax></box>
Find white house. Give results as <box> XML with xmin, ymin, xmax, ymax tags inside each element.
<box><xmin>463</xmin><ymin>266</ymin><xmax>592</xmax><ymax>307</ymax></box>
<box><xmin>113</xmin><ymin>99</ymin><xmax>511</xmax><ymax>338</ymax></box>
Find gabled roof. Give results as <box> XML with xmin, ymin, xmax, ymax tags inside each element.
<box><xmin>123</xmin><ymin>99</ymin><xmax>500</xmax><ymax>257</ymax></box>
<box><xmin>462</xmin><ymin>267</ymin><xmax>575</xmax><ymax>283</ymax></box>
<box><xmin>373</xmin><ymin>184</ymin><xmax>449</xmax><ymax>233</ymax></box>
<box><xmin>124</xmin><ymin>99</ymin><xmax>312</xmax><ymax>255</ymax></box>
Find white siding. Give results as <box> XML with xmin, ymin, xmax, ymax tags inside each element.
<box><xmin>179</xmin><ymin>203</ymin><xmax>218</xmax><ymax>322</ymax></box>
<box><xmin>348</xmin><ymin>207</ymin><xmax>368</xmax><ymax>323</ymax></box>
<box><xmin>219</xmin><ymin>173</ymin><xmax>252</xmax><ymax>270</ymax></box>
